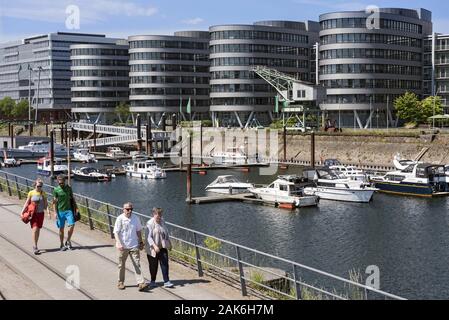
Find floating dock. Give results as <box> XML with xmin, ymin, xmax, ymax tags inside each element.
<box><xmin>190</xmin><ymin>193</ymin><xmax>299</xmax><ymax>210</ymax></box>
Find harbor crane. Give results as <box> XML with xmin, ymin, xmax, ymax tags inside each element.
<box><xmin>251</xmin><ymin>65</ymin><xmax>326</xmax><ymax>131</ymax></box>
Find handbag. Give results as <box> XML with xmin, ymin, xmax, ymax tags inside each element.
<box><xmin>21</xmin><ymin>201</ymin><xmax>37</xmax><ymax>224</ymax></box>
<box><xmin>70</xmin><ymin>189</ymin><xmax>81</xmax><ymax>222</ymax></box>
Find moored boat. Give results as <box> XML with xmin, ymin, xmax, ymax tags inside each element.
<box><xmin>248</xmin><ymin>175</ymin><xmax>319</xmax><ymax>208</ymax></box>
<box><xmin>73</xmin><ymin>148</ymin><xmax>97</xmax><ymax>163</ymax></box>
<box><xmin>124</xmin><ymin>160</ymin><xmax>167</xmax><ymax>179</ymax></box>
<box><xmin>37</xmin><ymin>157</ymin><xmax>68</xmax><ymax>176</ymax></box>
<box><xmin>302</xmin><ymin>168</ymin><xmax>377</xmax><ymax>203</ymax></box>
<box><xmin>206</xmin><ymin>175</ymin><xmax>253</xmax><ymax>194</ymax></box>
<box><xmin>371</xmin><ymin>163</ymin><xmax>449</xmax><ymax>197</ymax></box>
<box><xmin>73</xmin><ymin>167</ymin><xmax>111</xmax><ymax>182</ymax></box>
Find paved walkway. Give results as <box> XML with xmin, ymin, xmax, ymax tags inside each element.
<box><xmin>0</xmin><ymin>193</ymin><xmax>254</xmax><ymax>300</ymax></box>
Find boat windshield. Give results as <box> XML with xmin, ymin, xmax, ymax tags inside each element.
<box><xmin>317</xmin><ymin>169</ymin><xmax>345</xmax><ymax>180</ymax></box>
<box><xmin>217</xmin><ymin>176</ymin><xmax>239</xmax><ymax>184</ymax></box>
<box><xmin>81</xmin><ymin>168</ymin><xmax>96</xmax><ymax>174</ymax></box>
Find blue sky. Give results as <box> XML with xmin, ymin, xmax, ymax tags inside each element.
<box><xmin>1</xmin><ymin>0</ymin><xmax>449</xmax><ymax>42</ymax></box>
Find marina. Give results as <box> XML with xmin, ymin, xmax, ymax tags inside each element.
<box><xmin>3</xmin><ymin>153</ymin><xmax>449</xmax><ymax>299</ymax></box>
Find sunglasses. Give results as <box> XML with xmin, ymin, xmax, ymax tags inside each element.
<box><xmin>124</xmin><ymin>208</ymin><xmax>133</xmax><ymax>211</ymax></box>
<box><xmin>36</xmin><ymin>185</ymin><xmax>43</xmax><ymax>188</ymax></box>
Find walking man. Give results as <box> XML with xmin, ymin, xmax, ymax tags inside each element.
<box><xmin>114</xmin><ymin>202</ymin><xmax>148</xmax><ymax>291</ymax></box>
<box><xmin>52</xmin><ymin>175</ymin><xmax>77</xmax><ymax>251</ymax></box>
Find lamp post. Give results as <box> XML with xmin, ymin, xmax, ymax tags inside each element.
<box><xmin>35</xmin><ymin>66</ymin><xmax>43</xmax><ymax>123</ymax></box>
<box><xmin>433</xmin><ymin>88</ymin><xmax>440</xmax><ymax>130</ymax></box>
<box><xmin>27</xmin><ymin>64</ymin><xmax>32</xmax><ymax>123</ymax></box>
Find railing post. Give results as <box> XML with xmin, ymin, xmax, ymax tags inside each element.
<box><xmin>25</xmin><ymin>179</ymin><xmax>31</xmax><ymax>193</ymax></box>
<box><xmin>0</xmin><ymin>173</ymin><xmax>3</xmax><ymax>193</ymax></box>
<box><xmin>5</xmin><ymin>173</ymin><xmax>12</xmax><ymax>196</ymax></box>
<box><xmin>15</xmin><ymin>176</ymin><xmax>21</xmax><ymax>200</ymax></box>
<box><xmin>106</xmin><ymin>204</ymin><xmax>114</xmax><ymax>239</ymax></box>
<box><xmin>193</xmin><ymin>232</ymin><xmax>204</xmax><ymax>277</ymax></box>
<box><xmin>293</xmin><ymin>264</ymin><xmax>301</xmax><ymax>300</ymax></box>
<box><xmin>85</xmin><ymin>198</ymin><xmax>94</xmax><ymax>230</ymax></box>
<box><xmin>235</xmin><ymin>246</ymin><xmax>247</xmax><ymax>296</ymax></box>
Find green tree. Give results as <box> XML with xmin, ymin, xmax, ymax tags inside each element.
<box><xmin>11</xmin><ymin>100</ymin><xmax>29</xmax><ymax>119</ymax></box>
<box><xmin>115</xmin><ymin>102</ymin><xmax>130</xmax><ymax>123</ymax></box>
<box><xmin>421</xmin><ymin>96</ymin><xmax>443</xmax><ymax>123</ymax></box>
<box><xmin>394</xmin><ymin>92</ymin><xmax>421</xmax><ymax>124</ymax></box>
<box><xmin>0</xmin><ymin>97</ymin><xmax>15</xmax><ymax>119</ymax></box>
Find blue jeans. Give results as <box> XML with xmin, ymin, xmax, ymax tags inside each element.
<box><xmin>147</xmin><ymin>249</ymin><xmax>169</xmax><ymax>283</ymax></box>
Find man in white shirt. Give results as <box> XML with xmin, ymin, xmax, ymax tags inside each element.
<box><xmin>113</xmin><ymin>202</ymin><xmax>147</xmax><ymax>291</ymax></box>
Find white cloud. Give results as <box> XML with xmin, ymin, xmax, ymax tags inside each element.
<box><xmin>0</xmin><ymin>0</ymin><xmax>158</xmax><ymax>24</ymax></box>
<box><xmin>182</xmin><ymin>17</ymin><xmax>205</xmax><ymax>25</ymax></box>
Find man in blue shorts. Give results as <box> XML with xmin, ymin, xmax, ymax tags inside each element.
<box><xmin>52</xmin><ymin>175</ymin><xmax>77</xmax><ymax>251</ymax></box>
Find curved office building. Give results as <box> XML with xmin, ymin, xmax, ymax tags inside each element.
<box><xmin>319</xmin><ymin>8</ymin><xmax>432</xmax><ymax>128</ymax></box>
<box><xmin>210</xmin><ymin>21</ymin><xmax>319</xmax><ymax>127</ymax></box>
<box><xmin>70</xmin><ymin>42</ymin><xmax>129</xmax><ymax>121</ymax></box>
<box><xmin>128</xmin><ymin>31</ymin><xmax>210</xmax><ymax>122</ymax></box>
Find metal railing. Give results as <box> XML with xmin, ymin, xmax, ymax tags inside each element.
<box><xmin>69</xmin><ymin>123</ymin><xmax>172</xmax><ymax>140</ymax></box>
<box><xmin>73</xmin><ymin>135</ymin><xmax>138</xmax><ymax>148</ymax></box>
<box><xmin>0</xmin><ymin>170</ymin><xmax>405</xmax><ymax>300</ymax></box>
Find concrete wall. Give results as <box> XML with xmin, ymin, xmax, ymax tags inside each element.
<box><xmin>182</xmin><ymin>128</ymin><xmax>449</xmax><ymax>167</ymax></box>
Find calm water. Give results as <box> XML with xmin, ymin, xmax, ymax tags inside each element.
<box><xmin>3</xmin><ymin>161</ymin><xmax>449</xmax><ymax>299</ymax></box>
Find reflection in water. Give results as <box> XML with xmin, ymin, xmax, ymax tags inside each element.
<box><xmin>4</xmin><ymin>162</ymin><xmax>449</xmax><ymax>299</ymax></box>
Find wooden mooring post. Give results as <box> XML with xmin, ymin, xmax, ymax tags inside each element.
<box><xmin>186</xmin><ymin>133</ymin><xmax>192</xmax><ymax>204</ymax></box>
<box><xmin>311</xmin><ymin>131</ymin><xmax>315</xmax><ymax>168</ymax></box>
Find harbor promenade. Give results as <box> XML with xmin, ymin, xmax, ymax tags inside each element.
<box><xmin>0</xmin><ymin>193</ymin><xmax>253</xmax><ymax>300</ymax></box>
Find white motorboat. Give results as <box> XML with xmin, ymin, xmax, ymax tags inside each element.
<box><xmin>73</xmin><ymin>167</ymin><xmax>111</xmax><ymax>182</ymax></box>
<box><xmin>248</xmin><ymin>175</ymin><xmax>319</xmax><ymax>208</ymax></box>
<box><xmin>124</xmin><ymin>160</ymin><xmax>167</xmax><ymax>179</ymax></box>
<box><xmin>106</xmin><ymin>147</ymin><xmax>128</xmax><ymax>159</ymax></box>
<box><xmin>212</xmin><ymin>146</ymin><xmax>257</xmax><ymax>165</ymax></box>
<box><xmin>73</xmin><ymin>148</ymin><xmax>97</xmax><ymax>163</ymax></box>
<box><xmin>206</xmin><ymin>175</ymin><xmax>254</xmax><ymax>194</ymax></box>
<box><xmin>329</xmin><ymin>165</ymin><xmax>368</xmax><ymax>183</ymax></box>
<box><xmin>0</xmin><ymin>150</ymin><xmax>21</xmax><ymax>167</ymax></box>
<box><xmin>37</xmin><ymin>157</ymin><xmax>68</xmax><ymax>176</ymax></box>
<box><xmin>371</xmin><ymin>163</ymin><xmax>449</xmax><ymax>197</ymax></box>
<box><xmin>2</xmin><ymin>140</ymin><xmax>72</xmax><ymax>158</ymax></box>
<box><xmin>303</xmin><ymin>168</ymin><xmax>377</xmax><ymax>203</ymax></box>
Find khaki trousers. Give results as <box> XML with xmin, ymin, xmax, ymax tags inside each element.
<box><xmin>118</xmin><ymin>248</ymin><xmax>144</xmax><ymax>285</ymax></box>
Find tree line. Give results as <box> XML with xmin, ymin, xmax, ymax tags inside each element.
<box><xmin>0</xmin><ymin>97</ymin><xmax>30</xmax><ymax>120</ymax></box>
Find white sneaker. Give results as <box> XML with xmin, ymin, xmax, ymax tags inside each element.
<box><xmin>164</xmin><ymin>281</ymin><xmax>174</xmax><ymax>288</ymax></box>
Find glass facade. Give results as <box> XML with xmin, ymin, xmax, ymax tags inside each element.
<box><xmin>321</xmin><ymin>18</ymin><xmax>422</xmax><ymax>34</ymax></box>
<box><xmin>210</xmin><ymin>23</ymin><xmax>317</xmax><ymax>116</ymax></box>
<box><xmin>321</xmin><ymin>34</ymin><xmax>422</xmax><ymax>47</ymax></box>
<box><xmin>128</xmin><ymin>33</ymin><xmax>210</xmax><ymax>113</ymax></box>
<box><xmin>70</xmin><ymin>43</ymin><xmax>130</xmax><ymax>112</ymax></box>
<box><xmin>319</xmin><ymin>9</ymin><xmax>431</xmax><ymax>128</ymax></box>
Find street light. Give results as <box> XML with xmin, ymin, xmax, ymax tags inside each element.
<box><xmin>27</xmin><ymin>64</ymin><xmax>32</xmax><ymax>123</ymax></box>
<box><xmin>433</xmin><ymin>88</ymin><xmax>440</xmax><ymax>130</ymax></box>
<box><xmin>35</xmin><ymin>66</ymin><xmax>43</xmax><ymax>123</ymax></box>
